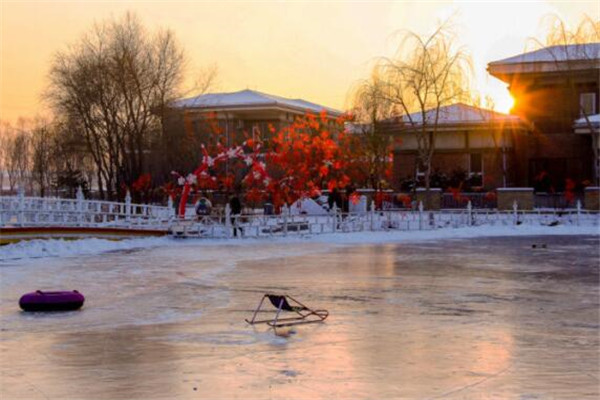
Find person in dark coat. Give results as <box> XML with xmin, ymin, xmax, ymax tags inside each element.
<box><xmin>343</xmin><ymin>186</ymin><xmax>355</xmax><ymax>214</ymax></box>
<box><xmin>229</xmin><ymin>194</ymin><xmax>242</xmax><ymax>237</ymax></box>
<box><xmin>327</xmin><ymin>188</ymin><xmax>342</xmax><ymax>211</ymax></box>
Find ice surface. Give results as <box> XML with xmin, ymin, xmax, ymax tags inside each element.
<box><xmin>1</xmin><ymin>234</ymin><xmax>598</xmax><ymax>399</ymax></box>
<box><xmin>2</xmin><ymin>223</ymin><xmax>597</xmax><ymax>261</ymax></box>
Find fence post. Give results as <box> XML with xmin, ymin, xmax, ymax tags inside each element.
<box><xmin>467</xmin><ymin>200</ymin><xmax>472</xmax><ymax>227</ymax></box>
<box><xmin>331</xmin><ymin>204</ymin><xmax>337</xmax><ymax>233</ymax></box>
<box><xmin>369</xmin><ymin>200</ymin><xmax>375</xmax><ymax>231</ymax></box>
<box><xmin>125</xmin><ymin>190</ymin><xmax>132</xmax><ymax>226</ymax></box>
<box><xmin>576</xmin><ymin>200</ymin><xmax>581</xmax><ymax>226</ymax></box>
<box><xmin>76</xmin><ymin>186</ymin><xmax>84</xmax><ymax>226</ymax></box>
<box><xmin>167</xmin><ymin>195</ymin><xmax>174</xmax><ymax>218</ymax></box>
<box><xmin>512</xmin><ymin>200</ymin><xmax>518</xmax><ymax>225</ymax></box>
<box><xmin>282</xmin><ymin>204</ymin><xmax>289</xmax><ymax>236</ymax></box>
<box><xmin>418</xmin><ymin>201</ymin><xmax>423</xmax><ymax>230</ymax></box>
<box><xmin>17</xmin><ymin>186</ymin><xmax>24</xmax><ymax>226</ymax></box>
<box><xmin>225</xmin><ymin>203</ymin><xmax>232</xmax><ymax>239</ymax></box>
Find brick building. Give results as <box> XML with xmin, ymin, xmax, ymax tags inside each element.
<box><xmin>488</xmin><ymin>43</ymin><xmax>600</xmax><ymax>189</ymax></box>
<box><xmin>159</xmin><ymin>89</ymin><xmax>342</xmax><ymax>179</ymax></box>
<box><xmin>389</xmin><ymin>103</ymin><xmax>530</xmax><ymax>190</ymax></box>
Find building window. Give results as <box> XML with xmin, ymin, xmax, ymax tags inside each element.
<box><xmin>469</xmin><ymin>153</ymin><xmax>483</xmax><ymax>187</ymax></box>
<box><xmin>580</xmin><ymin>92</ymin><xmax>597</xmax><ymax>117</ymax></box>
<box><xmin>415</xmin><ymin>162</ymin><xmax>426</xmax><ymax>180</ymax></box>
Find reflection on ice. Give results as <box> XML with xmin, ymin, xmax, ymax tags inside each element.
<box><xmin>0</xmin><ymin>235</ymin><xmax>598</xmax><ymax>399</ymax></box>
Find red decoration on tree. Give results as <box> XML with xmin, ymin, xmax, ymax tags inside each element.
<box><xmin>171</xmin><ymin>111</ymin><xmax>362</xmax><ymax>215</ymax></box>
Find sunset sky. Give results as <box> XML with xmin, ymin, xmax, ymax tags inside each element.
<box><xmin>1</xmin><ymin>1</ymin><xmax>597</xmax><ymax>123</ymax></box>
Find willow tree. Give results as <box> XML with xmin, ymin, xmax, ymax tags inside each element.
<box><xmin>48</xmin><ymin>12</ymin><xmax>184</xmax><ymax>199</ymax></box>
<box><xmin>379</xmin><ymin>22</ymin><xmax>472</xmax><ymax>204</ymax></box>
<box><xmin>349</xmin><ymin>68</ymin><xmax>395</xmax><ymax>189</ymax></box>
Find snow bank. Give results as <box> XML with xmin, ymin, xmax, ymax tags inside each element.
<box><xmin>2</xmin><ymin>224</ymin><xmax>597</xmax><ymax>262</ymax></box>
<box><xmin>313</xmin><ymin>224</ymin><xmax>599</xmax><ymax>245</ymax></box>
<box><xmin>290</xmin><ymin>197</ymin><xmax>328</xmax><ymax>215</ymax></box>
<box><xmin>0</xmin><ymin>237</ymin><xmax>171</xmax><ymax>261</ymax></box>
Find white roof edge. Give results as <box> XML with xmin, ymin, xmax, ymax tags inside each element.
<box><xmin>399</xmin><ymin>103</ymin><xmax>523</xmax><ymax>125</ymax></box>
<box><xmin>172</xmin><ymin>89</ymin><xmax>343</xmax><ymax>116</ymax></box>
<box><xmin>489</xmin><ymin>43</ymin><xmax>600</xmax><ymax>66</ymax></box>
<box><xmin>574</xmin><ymin>114</ymin><xmax>600</xmax><ymax>124</ymax></box>
<box><xmin>497</xmin><ymin>187</ymin><xmax>534</xmax><ymax>191</ymax></box>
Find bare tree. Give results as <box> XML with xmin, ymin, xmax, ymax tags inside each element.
<box><xmin>542</xmin><ymin>14</ymin><xmax>599</xmax><ymax>46</ymax></box>
<box><xmin>30</xmin><ymin>118</ymin><xmax>55</xmax><ymax>197</ymax></box>
<box><xmin>349</xmin><ymin>68</ymin><xmax>395</xmax><ymax>189</ymax></box>
<box><xmin>378</xmin><ymin>21</ymin><xmax>472</xmax><ymax>204</ymax></box>
<box><xmin>46</xmin><ymin>118</ymin><xmax>96</xmax><ymax>197</ymax></box>
<box><xmin>189</xmin><ymin>63</ymin><xmax>219</xmax><ymax>97</ymax></box>
<box><xmin>4</xmin><ymin>123</ymin><xmax>31</xmax><ymax>194</ymax></box>
<box><xmin>0</xmin><ymin>121</ymin><xmax>10</xmax><ymax>194</ymax></box>
<box><xmin>48</xmin><ymin>12</ymin><xmax>185</xmax><ymax>200</ymax></box>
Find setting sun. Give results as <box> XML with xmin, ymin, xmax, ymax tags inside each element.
<box><xmin>495</xmin><ymin>92</ymin><xmax>516</xmax><ymax>114</ymax></box>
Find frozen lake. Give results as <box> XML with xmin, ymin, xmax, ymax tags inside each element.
<box><xmin>1</xmin><ymin>235</ymin><xmax>599</xmax><ymax>399</ymax></box>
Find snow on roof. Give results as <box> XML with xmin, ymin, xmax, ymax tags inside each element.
<box><xmin>489</xmin><ymin>43</ymin><xmax>600</xmax><ymax>66</ymax></box>
<box><xmin>401</xmin><ymin>103</ymin><xmax>520</xmax><ymax>125</ymax></box>
<box><xmin>172</xmin><ymin>89</ymin><xmax>343</xmax><ymax>116</ymax></box>
<box><xmin>575</xmin><ymin>113</ymin><xmax>600</xmax><ymax>124</ymax></box>
<box><xmin>574</xmin><ymin>114</ymin><xmax>600</xmax><ymax>133</ymax></box>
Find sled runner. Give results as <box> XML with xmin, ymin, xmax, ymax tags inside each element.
<box><xmin>245</xmin><ymin>294</ymin><xmax>329</xmax><ymax>328</ymax></box>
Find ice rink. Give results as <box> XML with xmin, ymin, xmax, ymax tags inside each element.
<box><xmin>1</xmin><ymin>234</ymin><xmax>598</xmax><ymax>399</ymax></box>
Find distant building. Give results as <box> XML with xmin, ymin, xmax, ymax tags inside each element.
<box><xmin>488</xmin><ymin>43</ymin><xmax>600</xmax><ymax>189</ymax></box>
<box><xmin>387</xmin><ymin>103</ymin><xmax>530</xmax><ymax>190</ymax></box>
<box><xmin>165</xmin><ymin>89</ymin><xmax>342</xmax><ymax>147</ymax></box>
<box><xmin>159</xmin><ymin>89</ymin><xmax>343</xmax><ymax>178</ymax></box>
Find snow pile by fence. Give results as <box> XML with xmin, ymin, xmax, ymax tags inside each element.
<box><xmin>0</xmin><ymin>237</ymin><xmax>172</xmax><ymax>261</ymax></box>
<box><xmin>2</xmin><ymin>222</ymin><xmax>597</xmax><ymax>262</ymax></box>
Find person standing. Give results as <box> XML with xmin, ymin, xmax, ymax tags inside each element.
<box><xmin>229</xmin><ymin>193</ymin><xmax>242</xmax><ymax>237</ymax></box>
<box><xmin>328</xmin><ymin>188</ymin><xmax>342</xmax><ymax>211</ymax></box>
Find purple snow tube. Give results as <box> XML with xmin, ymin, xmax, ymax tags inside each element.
<box><xmin>19</xmin><ymin>290</ymin><xmax>85</xmax><ymax>312</ymax></box>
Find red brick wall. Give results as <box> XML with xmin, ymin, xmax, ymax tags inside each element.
<box><xmin>392</xmin><ymin>150</ymin><xmax>514</xmax><ymax>190</ymax></box>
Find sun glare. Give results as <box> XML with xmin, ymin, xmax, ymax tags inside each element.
<box><xmin>496</xmin><ymin>93</ymin><xmax>515</xmax><ymax>114</ymax></box>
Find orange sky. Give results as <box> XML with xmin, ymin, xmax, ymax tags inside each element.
<box><xmin>0</xmin><ymin>1</ymin><xmax>597</xmax><ymax>123</ymax></box>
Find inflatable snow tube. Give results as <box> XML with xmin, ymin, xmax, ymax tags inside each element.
<box><xmin>19</xmin><ymin>290</ymin><xmax>85</xmax><ymax>312</ymax></box>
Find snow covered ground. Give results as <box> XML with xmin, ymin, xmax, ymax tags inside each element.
<box><xmin>1</xmin><ymin>223</ymin><xmax>598</xmax><ymax>261</ymax></box>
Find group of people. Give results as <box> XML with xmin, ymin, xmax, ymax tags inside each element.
<box><xmin>194</xmin><ymin>193</ymin><xmax>243</xmax><ymax>237</ymax></box>
<box><xmin>192</xmin><ymin>187</ymin><xmax>364</xmax><ymax>238</ymax></box>
<box><xmin>195</xmin><ymin>187</ymin><xmax>357</xmax><ymax>219</ymax></box>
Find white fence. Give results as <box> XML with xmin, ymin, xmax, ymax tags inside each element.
<box><xmin>0</xmin><ymin>190</ymin><xmax>174</xmax><ymax>230</ymax></box>
<box><xmin>170</xmin><ymin>203</ymin><xmax>600</xmax><ymax>239</ymax></box>
<box><xmin>1</xmin><ymin>192</ymin><xmax>598</xmax><ymax>238</ymax></box>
